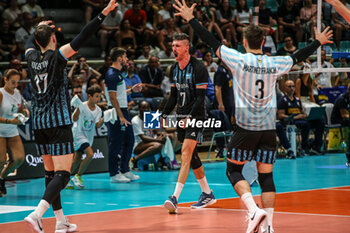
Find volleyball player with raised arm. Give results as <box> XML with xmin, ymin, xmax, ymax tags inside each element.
<box><xmin>173</xmin><ymin>0</ymin><xmax>333</xmax><ymax>232</ymax></box>
<box><xmin>23</xmin><ymin>1</ymin><xmax>118</xmax><ymax>232</ymax></box>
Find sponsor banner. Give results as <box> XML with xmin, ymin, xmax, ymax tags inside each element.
<box><xmin>18</xmin><ymin>117</ymin><xmax>108</xmax><ymax>142</ymax></box>
<box><xmin>7</xmin><ymin>137</ymin><xmax>109</xmax><ymax>180</ymax></box>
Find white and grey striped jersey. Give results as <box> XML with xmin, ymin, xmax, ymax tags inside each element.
<box><xmin>220</xmin><ymin>45</ymin><xmax>293</xmax><ymax>131</ymax></box>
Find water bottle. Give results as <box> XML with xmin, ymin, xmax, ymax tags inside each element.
<box><xmin>340</xmin><ymin>140</ymin><xmax>347</xmax><ymax>152</ymax></box>
<box><xmin>286</xmin><ymin>125</ymin><xmax>297</xmax><ymax>155</ymax></box>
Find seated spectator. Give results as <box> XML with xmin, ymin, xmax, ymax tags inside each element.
<box><xmin>216</xmin><ymin>0</ymin><xmax>238</xmax><ymax>45</ymax></box>
<box><xmin>131</xmin><ymin>101</ymin><xmax>175</xmax><ymax>170</ymax></box>
<box><xmin>139</xmin><ymin>56</ymin><xmax>164</xmax><ymax>97</ymax></box>
<box><xmin>115</xmin><ymin>19</ymin><xmax>137</xmax><ymax>57</ymax></box>
<box><xmin>142</xmin><ymin>0</ymin><xmax>158</xmax><ymax>44</ymax></box>
<box><xmin>276</xmin><ymin>35</ymin><xmax>298</xmax><ymax>56</ymax></box>
<box><xmin>277</xmin><ymin>0</ymin><xmax>302</xmax><ymax>43</ymax></box>
<box><xmin>123</xmin><ymin>59</ymin><xmax>143</xmax><ymax>99</ymax></box>
<box><xmin>197</xmin><ymin>0</ymin><xmax>225</xmax><ymax>43</ymax></box>
<box><xmin>312</xmin><ymin>50</ymin><xmax>339</xmax><ymax>90</ymax></box>
<box><xmin>202</xmin><ymin>50</ymin><xmax>218</xmax><ymax>73</ymax></box>
<box><xmin>295</xmin><ymin>61</ymin><xmax>317</xmax><ymax>103</ymax></box>
<box><xmin>158</xmin><ymin>39</ymin><xmax>174</xmax><ymax>69</ymax></box>
<box><xmin>277</xmin><ymin>80</ymin><xmax>325</xmax><ymax>157</ymax></box>
<box><xmin>97</xmin><ymin>55</ymin><xmax>112</xmax><ymax>80</ymax></box>
<box><xmin>15</xmin><ymin>12</ymin><xmax>34</xmax><ymax>58</ymax></box>
<box><xmin>21</xmin><ymin>0</ymin><xmax>44</xmax><ymax>23</ymax></box>
<box><xmin>330</xmin><ymin>84</ymin><xmax>350</xmax><ymax>167</ymax></box>
<box><xmin>258</xmin><ymin>0</ymin><xmax>278</xmax><ymax>43</ymax></box>
<box><xmin>68</xmin><ymin>56</ymin><xmax>102</xmax><ymax>88</ymax></box>
<box><xmin>234</xmin><ymin>0</ymin><xmax>252</xmax><ymax>42</ymax></box>
<box><xmin>123</xmin><ymin>0</ymin><xmax>150</xmax><ymax>45</ymax></box>
<box><xmin>97</xmin><ymin>8</ymin><xmax>123</xmax><ymax>57</ymax></box>
<box><xmin>2</xmin><ymin>0</ymin><xmax>22</xmax><ymax>30</ymax></box>
<box><xmin>82</xmin><ymin>0</ymin><xmax>105</xmax><ymax>24</ymax></box>
<box><xmin>337</xmin><ymin>57</ymin><xmax>350</xmax><ymax>86</ymax></box>
<box><xmin>157</xmin><ymin>0</ymin><xmax>173</xmax><ymax>27</ymax></box>
<box><xmin>332</xmin><ymin>0</ymin><xmax>350</xmax><ymax>49</ymax></box>
<box><xmin>0</xmin><ymin>19</ymin><xmax>18</xmax><ymax>60</ymax></box>
<box><xmin>136</xmin><ymin>44</ymin><xmax>151</xmax><ymax>71</ymax></box>
<box><xmin>157</xmin><ymin>18</ymin><xmax>181</xmax><ymax>51</ymax></box>
<box><xmin>300</xmin><ymin>0</ymin><xmax>318</xmax><ymax>41</ymax></box>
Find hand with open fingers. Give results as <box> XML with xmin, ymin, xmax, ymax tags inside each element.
<box><xmin>314</xmin><ymin>26</ymin><xmax>333</xmax><ymax>45</ymax></box>
<box><xmin>120</xmin><ymin>117</ymin><xmax>131</xmax><ymax>127</ymax></box>
<box><xmin>132</xmin><ymin>83</ymin><xmax>142</xmax><ymax>93</ymax></box>
<box><xmin>172</xmin><ymin>0</ymin><xmax>197</xmax><ymax>22</ymax></box>
<box><xmin>104</xmin><ymin>0</ymin><xmax>119</xmax><ymax>14</ymax></box>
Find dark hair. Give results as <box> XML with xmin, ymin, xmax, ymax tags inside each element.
<box><xmin>173</xmin><ymin>33</ymin><xmax>190</xmax><ymax>42</ymax></box>
<box><xmin>219</xmin><ymin>1</ymin><xmax>233</xmax><ymax>19</ymax></box>
<box><xmin>34</xmin><ymin>25</ymin><xmax>55</xmax><ymax>48</ymax></box>
<box><xmin>71</xmin><ymin>84</ymin><xmax>82</xmax><ymax>89</ymax></box>
<box><xmin>86</xmin><ymin>85</ymin><xmax>102</xmax><ymax>96</ymax></box>
<box><xmin>4</xmin><ymin>69</ymin><xmax>20</xmax><ymax>80</ymax></box>
<box><xmin>243</xmin><ymin>24</ymin><xmax>264</xmax><ymax>50</ymax></box>
<box><xmin>236</xmin><ymin>0</ymin><xmax>249</xmax><ymax>13</ymax></box>
<box><xmin>110</xmin><ymin>47</ymin><xmax>126</xmax><ymax>61</ymax></box>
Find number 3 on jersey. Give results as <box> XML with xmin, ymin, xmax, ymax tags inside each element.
<box><xmin>34</xmin><ymin>73</ymin><xmax>48</xmax><ymax>94</ymax></box>
<box><xmin>255</xmin><ymin>79</ymin><xmax>264</xmax><ymax>99</ymax></box>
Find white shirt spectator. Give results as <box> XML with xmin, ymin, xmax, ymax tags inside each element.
<box><xmin>21</xmin><ymin>3</ymin><xmax>44</xmax><ymax>18</ymax></box>
<box><xmin>158</xmin><ymin>9</ymin><xmax>171</xmax><ymax>21</ymax></box>
<box><xmin>15</xmin><ymin>26</ymin><xmax>35</xmax><ymax>44</ymax></box>
<box><xmin>233</xmin><ymin>9</ymin><xmax>252</xmax><ymax>24</ymax></box>
<box><xmin>103</xmin><ymin>10</ymin><xmax>123</xmax><ymax>26</ymax></box>
<box><xmin>2</xmin><ymin>7</ymin><xmax>22</xmax><ymax>28</ymax></box>
<box><xmin>131</xmin><ymin>115</ymin><xmax>155</xmax><ymax>150</ymax></box>
<box><xmin>311</xmin><ymin>61</ymin><xmax>338</xmax><ymax>88</ymax></box>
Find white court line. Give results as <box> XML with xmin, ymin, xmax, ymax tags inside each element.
<box><xmin>2</xmin><ymin>185</ymin><xmax>350</xmax><ymax>224</ymax></box>
<box><xmin>177</xmin><ymin>207</ymin><xmax>350</xmax><ymax>218</ymax></box>
<box><xmin>84</xmin><ymin>203</ymin><xmax>96</xmax><ymax>205</ymax></box>
<box><xmin>0</xmin><ymin>205</ymin><xmax>36</xmax><ymax>214</ymax></box>
<box><xmin>106</xmin><ymin>204</ymin><xmax>118</xmax><ymax>206</ymax></box>
<box><xmin>63</xmin><ymin>202</ymin><xmax>74</xmax><ymax>204</ymax></box>
<box><xmin>323</xmin><ymin>188</ymin><xmax>350</xmax><ymax>191</ymax></box>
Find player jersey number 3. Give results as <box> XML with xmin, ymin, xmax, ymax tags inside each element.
<box><xmin>34</xmin><ymin>73</ymin><xmax>49</xmax><ymax>94</ymax></box>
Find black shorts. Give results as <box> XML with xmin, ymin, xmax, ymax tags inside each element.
<box><xmin>177</xmin><ymin>126</ymin><xmax>203</xmax><ymax>143</ymax></box>
<box><xmin>76</xmin><ymin>142</ymin><xmax>90</xmax><ymax>153</ymax></box>
<box><xmin>34</xmin><ymin>125</ymin><xmax>74</xmax><ymax>156</ymax></box>
<box><xmin>227</xmin><ymin>126</ymin><xmax>277</xmax><ymax>164</ymax></box>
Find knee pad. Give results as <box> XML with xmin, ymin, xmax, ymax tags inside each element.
<box><xmin>45</xmin><ymin>170</ymin><xmax>54</xmax><ymax>187</ymax></box>
<box><xmin>54</xmin><ymin>171</ymin><xmax>71</xmax><ymax>189</ymax></box>
<box><xmin>258</xmin><ymin>172</ymin><xmax>276</xmax><ymax>193</ymax></box>
<box><xmin>190</xmin><ymin>147</ymin><xmax>202</xmax><ymax>170</ymax></box>
<box><xmin>226</xmin><ymin>162</ymin><xmax>245</xmax><ymax>187</ymax></box>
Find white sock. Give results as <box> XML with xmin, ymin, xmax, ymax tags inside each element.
<box><xmin>264</xmin><ymin>208</ymin><xmax>274</xmax><ymax>228</ymax></box>
<box><xmin>241</xmin><ymin>192</ymin><xmax>258</xmax><ymax>214</ymax></box>
<box><xmin>172</xmin><ymin>182</ymin><xmax>184</xmax><ymax>200</ymax></box>
<box><xmin>197</xmin><ymin>177</ymin><xmax>211</xmax><ymax>194</ymax></box>
<box><xmin>34</xmin><ymin>199</ymin><xmax>50</xmax><ymax>218</ymax></box>
<box><xmin>54</xmin><ymin>209</ymin><xmax>65</xmax><ymax>222</ymax></box>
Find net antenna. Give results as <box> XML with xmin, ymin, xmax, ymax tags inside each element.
<box><xmin>305</xmin><ymin>0</ymin><xmax>350</xmax><ymax>74</ymax></box>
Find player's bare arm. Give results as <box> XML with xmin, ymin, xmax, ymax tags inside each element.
<box><xmin>325</xmin><ymin>0</ymin><xmax>350</xmax><ymax>24</ymax></box>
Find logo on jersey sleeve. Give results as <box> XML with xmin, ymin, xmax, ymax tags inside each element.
<box><xmin>144</xmin><ymin>110</ymin><xmax>161</xmax><ymax>129</ymax></box>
